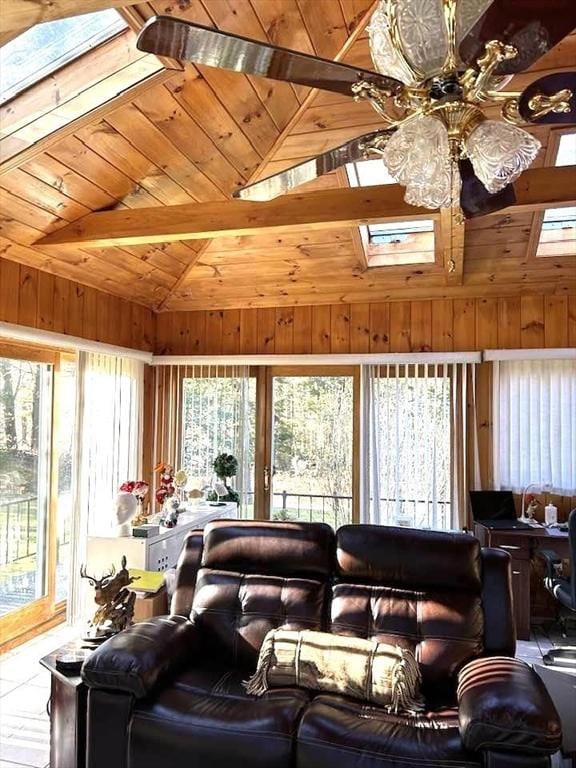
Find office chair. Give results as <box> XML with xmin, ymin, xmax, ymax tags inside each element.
<box><xmin>538</xmin><ymin>508</ymin><xmax>576</xmax><ymax>668</ymax></box>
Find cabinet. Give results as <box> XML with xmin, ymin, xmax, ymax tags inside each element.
<box><xmin>87</xmin><ymin>503</ymin><xmax>237</xmax><ymax>573</ymax></box>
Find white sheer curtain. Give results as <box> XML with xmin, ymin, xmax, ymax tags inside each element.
<box><xmin>68</xmin><ymin>352</ymin><xmax>143</xmax><ymax>623</ymax></box>
<box><xmin>361</xmin><ymin>362</ymin><xmax>479</xmax><ymax>530</ymax></box>
<box><xmin>493</xmin><ymin>358</ymin><xmax>576</xmax><ymax>494</ymax></box>
<box><xmin>152</xmin><ymin>364</ymin><xmax>255</xmax><ymax>517</ymax></box>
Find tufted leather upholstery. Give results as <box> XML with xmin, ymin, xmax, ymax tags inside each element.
<box><xmin>129</xmin><ymin>660</ymin><xmax>310</xmax><ymax>768</ymax></box>
<box><xmin>297</xmin><ymin>695</ymin><xmax>481</xmax><ymax>768</ymax></box>
<box><xmin>188</xmin><ymin>520</ymin><xmax>333</xmax><ymax>668</ymax></box>
<box><xmin>83</xmin><ymin>521</ymin><xmax>561</xmax><ymax>768</ymax></box>
<box><xmin>192</xmin><ymin>569</ymin><xmax>327</xmax><ymax>667</ymax></box>
<box><xmin>200</xmin><ymin>519</ymin><xmax>335</xmax><ymax>577</ymax></box>
<box><xmin>333</xmin><ymin>526</ymin><xmax>485</xmax><ymax>701</ymax></box>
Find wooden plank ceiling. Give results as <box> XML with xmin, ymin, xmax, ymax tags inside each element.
<box><xmin>0</xmin><ymin>0</ymin><xmax>574</xmax><ymax>310</ymax></box>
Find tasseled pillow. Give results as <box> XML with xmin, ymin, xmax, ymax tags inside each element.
<box><xmin>245</xmin><ymin>629</ymin><xmax>424</xmax><ymax>713</ymax></box>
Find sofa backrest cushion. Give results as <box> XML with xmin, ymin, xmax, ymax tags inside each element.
<box><xmin>192</xmin><ymin>569</ymin><xmax>326</xmax><ymax>667</ymax></box>
<box><xmin>191</xmin><ymin>521</ymin><xmax>334</xmax><ymax>667</ymax></box>
<box><xmin>336</xmin><ymin>525</ymin><xmax>482</xmax><ymax>591</ymax></box>
<box><xmin>201</xmin><ymin>520</ymin><xmax>335</xmax><ymax>578</ymax></box>
<box><xmin>333</xmin><ymin>526</ymin><xmax>484</xmax><ymax>698</ymax></box>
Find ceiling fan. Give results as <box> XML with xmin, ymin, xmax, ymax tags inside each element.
<box><xmin>137</xmin><ymin>0</ymin><xmax>576</xmax><ymax>219</ymax></box>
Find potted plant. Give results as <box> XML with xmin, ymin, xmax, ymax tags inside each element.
<box><xmin>209</xmin><ymin>453</ymin><xmax>240</xmax><ymax>505</ymax></box>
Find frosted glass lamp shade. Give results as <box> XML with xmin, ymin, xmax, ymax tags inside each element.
<box><xmin>465</xmin><ymin>120</ymin><xmax>541</xmax><ymax>193</ymax></box>
<box><xmin>396</xmin><ymin>0</ymin><xmax>448</xmax><ymax>78</ymax></box>
<box><xmin>382</xmin><ymin>115</ymin><xmax>455</xmax><ymax>208</ymax></box>
<box><xmin>368</xmin><ymin>1</ymin><xmax>416</xmax><ymax>83</ymax></box>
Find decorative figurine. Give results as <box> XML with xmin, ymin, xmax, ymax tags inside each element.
<box><xmin>161</xmin><ymin>495</ymin><xmax>181</xmax><ymax>528</ymax></box>
<box><xmin>80</xmin><ymin>556</ymin><xmax>139</xmax><ymax>637</ymax></box>
<box><xmin>119</xmin><ymin>480</ymin><xmax>150</xmax><ymax>527</ymax></box>
<box><xmin>113</xmin><ymin>491</ymin><xmax>138</xmax><ymax>536</ymax></box>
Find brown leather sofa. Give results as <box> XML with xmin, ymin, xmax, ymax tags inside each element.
<box><xmin>82</xmin><ymin>520</ymin><xmax>562</xmax><ymax>768</ymax></box>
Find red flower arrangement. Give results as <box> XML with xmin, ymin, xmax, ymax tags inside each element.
<box><xmin>154</xmin><ymin>462</ymin><xmax>175</xmax><ymax>506</ymax></box>
<box><xmin>119</xmin><ymin>480</ymin><xmax>149</xmax><ymax>501</ymax></box>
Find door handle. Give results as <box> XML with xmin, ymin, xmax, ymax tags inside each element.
<box><xmin>264</xmin><ymin>466</ymin><xmax>270</xmax><ymax>492</ymax></box>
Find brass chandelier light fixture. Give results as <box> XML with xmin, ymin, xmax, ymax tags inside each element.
<box><xmin>350</xmin><ymin>0</ymin><xmax>566</xmax><ymax>209</ymax></box>
<box><xmin>137</xmin><ymin>0</ymin><xmax>576</xmax><ymax>218</ymax></box>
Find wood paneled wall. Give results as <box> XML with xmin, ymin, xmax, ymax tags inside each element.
<box><xmin>3</xmin><ymin>266</ymin><xmax>572</xmax><ymax>520</ymax></box>
<box><xmin>155</xmin><ymin>294</ymin><xmax>575</xmax><ymax>523</ymax></box>
<box><xmin>156</xmin><ymin>294</ymin><xmax>576</xmax><ymax>355</ymax></box>
<box><xmin>0</xmin><ymin>257</ymin><xmax>154</xmax><ymax>351</ymax></box>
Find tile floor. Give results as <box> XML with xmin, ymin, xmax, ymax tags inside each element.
<box><xmin>0</xmin><ymin>624</ymin><xmax>77</xmax><ymax>768</ymax></box>
<box><xmin>0</xmin><ymin>623</ymin><xmax>574</xmax><ymax>767</ymax></box>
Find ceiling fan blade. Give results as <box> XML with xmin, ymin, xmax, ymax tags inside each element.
<box><xmin>459</xmin><ymin>0</ymin><xmax>576</xmax><ymax>75</ymax></box>
<box><xmin>137</xmin><ymin>16</ymin><xmax>402</xmax><ymax>97</ymax></box>
<box><xmin>459</xmin><ymin>158</ymin><xmax>516</xmax><ymax>219</ymax></box>
<box><xmin>518</xmin><ymin>72</ymin><xmax>576</xmax><ymax>124</ymax></box>
<box><xmin>233</xmin><ymin>131</ymin><xmax>392</xmax><ymax>201</ymax></box>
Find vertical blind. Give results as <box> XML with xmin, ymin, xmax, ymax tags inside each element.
<box><xmin>68</xmin><ymin>352</ymin><xmax>143</xmax><ymax>622</ymax></box>
<box><xmin>362</xmin><ymin>362</ymin><xmax>479</xmax><ymax>530</ymax></box>
<box><xmin>151</xmin><ymin>365</ymin><xmax>254</xmax><ymax>515</ymax></box>
<box><xmin>493</xmin><ymin>358</ymin><xmax>576</xmax><ymax>494</ymax></box>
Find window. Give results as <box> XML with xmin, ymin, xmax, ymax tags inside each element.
<box><xmin>365</xmin><ymin>365</ymin><xmax>452</xmax><ymax>529</ymax></box>
<box><xmin>0</xmin><ymin>10</ymin><xmax>127</xmax><ymax>104</ymax></box>
<box><xmin>79</xmin><ymin>353</ymin><xmax>143</xmax><ymax>535</ymax></box>
<box><xmin>346</xmin><ymin>159</ymin><xmax>435</xmax><ymax>266</ymax></box>
<box><xmin>536</xmin><ymin>132</ymin><xmax>576</xmax><ymax>257</ymax></box>
<box><xmin>493</xmin><ymin>359</ymin><xmax>576</xmax><ymax>495</ymax></box>
<box><xmin>180</xmin><ymin>368</ymin><xmax>256</xmax><ymax>516</ymax></box>
<box><xmin>270</xmin><ymin>374</ymin><xmax>354</xmax><ymax>528</ymax></box>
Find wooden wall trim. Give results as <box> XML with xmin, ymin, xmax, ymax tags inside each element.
<box><xmin>3</xmin><ymin>256</ymin><xmax>574</xmax><ymax>359</ymax></box>
<box><xmin>0</xmin><ymin>257</ymin><xmax>154</xmax><ymax>351</ymax></box>
<box><xmin>155</xmin><ymin>295</ymin><xmax>576</xmax><ymax>356</ymax></box>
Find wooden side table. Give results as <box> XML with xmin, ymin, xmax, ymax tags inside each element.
<box><xmin>40</xmin><ymin>643</ymin><xmax>89</xmax><ymax>768</ymax></box>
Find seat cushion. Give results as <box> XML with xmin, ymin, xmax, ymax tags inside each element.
<box><xmin>129</xmin><ymin>661</ymin><xmax>309</xmax><ymax>768</ymax></box>
<box><xmin>297</xmin><ymin>694</ymin><xmax>481</xmax><ymax>768</ymax></box>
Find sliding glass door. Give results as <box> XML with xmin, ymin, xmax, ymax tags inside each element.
<box><xmin>262</xmin><ymin>368</ymin><xmax>359</xmax><ymax>527</ymax></box>
<box><xmin>0</xmin><ymin>346</ymin><xmax>76</xmax><ymax>647</ymax></box>
<box><xmin>0</xmin><ymin>356</ymin><xmax>52</xmax><ymax>617</ymax></box>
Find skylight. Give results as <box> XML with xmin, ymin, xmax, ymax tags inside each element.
<box><xmin>0</xmin><ymin>10</ymin><xmax>127</xmax><ymax>104</ymax></box>
<box><xmin>536</xmin><ymin>132</ymin><xmax>576</xmax><ymax>258</ymax></box>
<box><xmin>346</xmin><ymin>159</ymin><xmax>435</xmax><ymax>266</ymax></box>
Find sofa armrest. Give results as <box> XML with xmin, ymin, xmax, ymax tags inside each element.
<box><xmin>82</xmin><ymin>615</ymin><xmax>199</xmax><ymax>698</ymax></box>
<box><xmin>457</xmin><ymin>657</ymin><xmax>561</xmax><ymax>755</ymax></box>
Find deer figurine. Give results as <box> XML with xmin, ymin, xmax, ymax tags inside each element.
<box><xmin>80</xmin><ymin>556</ymin><xmax>139</xmax><ymax>635</ymax></box>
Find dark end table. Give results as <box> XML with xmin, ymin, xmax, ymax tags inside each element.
<box><xmin>40</xmin><ymin>641</ymin><xmax>92</xmax><ymax>768</ymax></box>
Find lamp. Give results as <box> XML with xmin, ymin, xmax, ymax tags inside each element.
<box><xmin>520</xmin><ymin>482</ymin><xmax>552</xmax><ymax>523</ymax></box>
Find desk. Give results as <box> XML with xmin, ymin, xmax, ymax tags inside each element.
<box><xmin>474</xmin><ymin>523</ymin><xmax>569</xmax><ymax>641</ymax></box>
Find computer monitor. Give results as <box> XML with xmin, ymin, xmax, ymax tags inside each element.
<box><xmin>469</xmin><ymin>490</ymin><xmax>517</xmax><ymax>522</ymax></box>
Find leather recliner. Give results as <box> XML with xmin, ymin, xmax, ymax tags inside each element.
<box><xmin>82</xmin><ymin>520</ymin><xmax>562</xmax><ymax>768</ymax></box>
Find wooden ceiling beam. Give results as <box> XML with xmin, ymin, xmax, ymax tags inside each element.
<box><xmin>35</xmin><ymin>165</ymin><xmax>576</xmax><ymax>249</ymax></box>
<box><xmin>0</xmin><ymin>1</ymin><xmax>143</xmax><ymax>33</ymax></box>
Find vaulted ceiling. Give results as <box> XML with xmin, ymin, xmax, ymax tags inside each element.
<box><xmin>0</xmin><ymin>0</ymin><xmax>575</xmax><ymax>310</ymax></box>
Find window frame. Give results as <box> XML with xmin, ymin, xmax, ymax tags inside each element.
<box><xmin>345</xmin><ymin>160</ymin><xmax>440</xmax><ymax>268</ymax></box>
<box><xmin>528</xmin><ymin>127</ymin><xmax>576</xmax><ymax>260</ymax></box>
